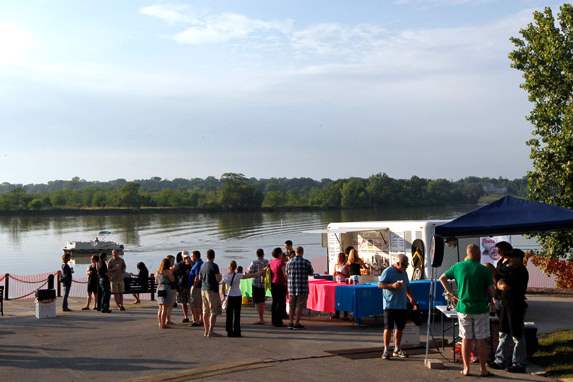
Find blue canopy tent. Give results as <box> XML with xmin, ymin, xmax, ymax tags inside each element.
<box><xmin>424</xmin><ymin>196</ymin><xmax>573</xmax><ymax>364</ymax></box>
<box><xmin>435</xmin><ymin>195</ymin><xmax>573</xmax><ymax>238</ymax></box>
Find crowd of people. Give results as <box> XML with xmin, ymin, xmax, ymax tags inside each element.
<box><xmin>60</xmin><ymin>249</ymin><xmax>149</xmax><ymax>313</ymax></box>
<box><xmin>153</xmin><ymin>240</ymin><xmax>314</xmax><ymax>336</ymax></box>
<box><xmin>61</xmin><ymin>240</ymin><xmax>315</xmax><ymax>338</ymax></box>
<box><xmin>439</xmin><ymin>242</ymin><xmax>529</xmax><ymax>377</ymax></box>
<box><xmin>60</xmin><ymin>238</ymin><xmax>531</xmax><ymax>373</ymax></box>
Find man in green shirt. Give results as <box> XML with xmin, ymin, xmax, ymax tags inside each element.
<box><xmin>439</xmin><ymin>244</ymin><xmax>495</xmax><ymax>377</ymax></box>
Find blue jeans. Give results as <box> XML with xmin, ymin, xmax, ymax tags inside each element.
<box><xmin>495</xmin><ymin>332</ymin><xmax>527</xmax><ymax>367</ymax></box>
<box><xmin>62</xmin><ymin>285</ymin><xmax>71</xmax><ymax>310</ymax></box>
<box><xmin>99</xmin><ymin>279</ymin><xmax>111</xmax><ymax>312</ymax></box>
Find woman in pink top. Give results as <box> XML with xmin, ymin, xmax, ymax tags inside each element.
<box><xmin>269</xmin><ymin>247</ymin><xmax>287</xmax><ymax>327</ymax></box>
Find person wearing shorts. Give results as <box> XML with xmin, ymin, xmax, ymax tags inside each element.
<box><xmin>247</xmin><ymin>249</ymin><xmax>269</xmax><ymax>324</ymax></box>
<box><xmin>378</xmin><ymin>254</ymin><xmax>417</xmax><ymax>360</ymax></box>
<box><xmin>189</xmin><ymin>251</ymin><xmax>204</xmax><ymax>326</ymax></box>
<box><xmin>286</xmin><ymin>246</ymin><xmax>313</xmax><ymax>330</ymax></box>
<box><xmin>108</xmin><ymin>250</ymin><xmax>126</xmax><ymax>311</ymax></box>
<box><xmin>440</xmin><ymin>244</ymin><xmax>495</xmax><ymax>377</ymax></box>
<box><xmin>199</xmin><ymin>249</ymin><xmax>222</xmax><ymax>337</ymax></box>
<box><xmin>202</xmin><ymin>290</ymin><xmax>222</xmax><ymax>317</ymax></box>
<box><xmin>174</xmin><ymin>252</ymin><xmax>192</xmax><ymax>323</ymax></box>
<box><xmin>288</xmin><ymin>292</ymin><xmax>307</xmax><ymax>315</ymax></box>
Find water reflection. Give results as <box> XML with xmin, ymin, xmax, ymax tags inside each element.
<box><xmin>0</xmin><ymin>206</ymin><xmax>473</xmax><ymax>274</ymax></box>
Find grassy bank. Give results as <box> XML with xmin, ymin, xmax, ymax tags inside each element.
<box><xmin>531</xmin><ymin>329</ymin><xmax>573</xmax><ymax>378</ymax></box>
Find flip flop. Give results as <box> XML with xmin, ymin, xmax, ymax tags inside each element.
<box><xmin>460</xmin><ymin>370</ymin><xmax>470</xmax><ymax>377</ymax></box>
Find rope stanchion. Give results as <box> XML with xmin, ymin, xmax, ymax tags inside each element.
<box><xmin>8</xmin><ymin>276</ymin><xmax>49</xmax><ymax>284</ymax></box>
<box><xmin>11</xmin><ymin>281</ymin><xmax>49</xmax><ymax>300</ymax></box>
<box><xmin>8</xmin><ymin>273</ymin><xmax>52</xmax><ymax>300</ymax></box>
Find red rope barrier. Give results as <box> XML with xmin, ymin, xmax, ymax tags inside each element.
<box><xmin>8</xmin><ymin>276</ymin><xmax>49</xmax><ymax>284</ymax></box>
<box><xmin>12</xmin><ymin>281</ymin><xmax>48</xmax><ymax>300</ymax></box>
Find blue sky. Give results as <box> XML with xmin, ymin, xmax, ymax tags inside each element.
<box><xmin>0</xmin><ymin>0</ymin><xmax>567</xmax><ymax>183</ymax></box>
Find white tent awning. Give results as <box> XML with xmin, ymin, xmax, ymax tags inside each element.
<box><xmin>302</xmin><ymin>227</ymin><xmax>389</xmax><ymax>234</ymax></box>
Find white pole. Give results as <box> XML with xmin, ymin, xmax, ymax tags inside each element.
<box><xmin>424</xmin><ymin>266</ymin><xmax>436</xmax><ymax>364</ymax></box>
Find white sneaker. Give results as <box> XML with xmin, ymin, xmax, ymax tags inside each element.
<box><xmin>382</xmin><ymin>350</ymin><xmax>391</xmax><ymax>360</ymax></box>
<box><xmin>392</xmin><ymin>349</ymin><xmax>407</xmax><ymax>358</ymax></box>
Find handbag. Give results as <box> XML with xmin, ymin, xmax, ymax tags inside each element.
<box><xmin>222</xmin><ymin>272</ymin><xmax>236</xmax><ymax>311</ymax></box>
<box><xmin>157</xmin><ymin>290</ymin><xmax>168</xmax><ymax>298</ymax></box>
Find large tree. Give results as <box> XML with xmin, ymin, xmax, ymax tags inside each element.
<box><xmin>509</xmin><ymin>4</ymin><xmax>573</xmax><ymax>259</ymax></box>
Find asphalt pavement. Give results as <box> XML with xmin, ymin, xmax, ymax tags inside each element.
<box><xmin>1</xmin><ymin>295</ymin><xmax>569</xmax><ymax>382</ymax></box>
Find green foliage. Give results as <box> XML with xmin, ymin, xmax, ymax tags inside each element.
<box><xmin>0</xmin><ymin>174</ymin><xmax>527</xmax><ymax>212</ymax></box>
<box><xmin>219</xmin><ymin>173</ymin><xmax>263</xmax><ymax>209</ymax></box>
<box><xmin>117</xmin><ymin>182</ymin><xmax>142</xmax><ymax>208</ymax></box>
<box><xmin>510</xmin><ymin>4</ymin><xmax>573</xmax><ymax>259</ymax></box>
<box><xmin>341</xmin><ymin>179</ymin><xmax>369</xmax><ymax>208</ymax></box>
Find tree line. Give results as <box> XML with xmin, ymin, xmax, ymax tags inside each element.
<box><xmin>0</xmin><ymin>173</ymin><xmax>527</xmax><ymax>211</ymax></box>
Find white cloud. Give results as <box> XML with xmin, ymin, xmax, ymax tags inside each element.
<box><xmin>291</xmin><ymin>23</ymin><xmax>387</xmax><ymax>56</ymax></box>
<box><xmin>174</xmin><ymin>13</ymin><xmax>292</xmax><ymax>45</ymax></box>
<box><xmin>139</xmin><ymin>4</ymin><xmax>190</xmax><ymax>24</ymax></box>
<box><xmin>139</xmin><ymin>6</ymin><xmax>293</xmax><ymax>45</ymax></box>
<box><xmin>394</xmin><ymin>0</ymin><xmax>493</xmax><ymax>7</ymax></box>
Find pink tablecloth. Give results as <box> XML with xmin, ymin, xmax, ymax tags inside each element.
<box><xmin>306</xmin><ymin>279</ymin><xmax>345</xmax><ymax>313</ymax></box>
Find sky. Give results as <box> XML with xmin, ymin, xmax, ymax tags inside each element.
<box><xmin>0</xmin><ymin>0</ymin><xmax>567</xmax><ymax>183</ymax></box>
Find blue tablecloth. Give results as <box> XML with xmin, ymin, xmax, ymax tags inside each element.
<box><xmin>409</xmin><ymin>280</ymin><xmax>446</xmax><ymax>311</ymax></box>
<box><xmin>335</xmin><ymin>280</ymin><xmax>447</xmax><ymax>319</ymax></box>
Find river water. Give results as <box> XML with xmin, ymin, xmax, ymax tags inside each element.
<box><xmin>0</xmin><ymin>207</ymin><xmax>471</xmax><ymax>275</ymax></box>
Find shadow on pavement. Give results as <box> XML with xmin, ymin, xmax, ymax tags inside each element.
<box><xmin>0</xmin><ymin>349</ymin><xmax>192</xmax><ymax>372</ymax></box>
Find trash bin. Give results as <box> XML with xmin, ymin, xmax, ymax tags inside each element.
<box><xmin>35</xmin><ymin>289</ymin><xmax>57</xmax><ymax>319</ymax></box>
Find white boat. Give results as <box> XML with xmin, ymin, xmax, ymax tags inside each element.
<box><xmin>63</xmin><ymin>238</ymin><xmax>124</xmax><ymax>256</ymax></box>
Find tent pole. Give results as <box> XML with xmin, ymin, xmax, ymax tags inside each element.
<box><xmin>424</xmin><ymin>266</ymin><xmax>435</xmax><ymax>364</ymax></box>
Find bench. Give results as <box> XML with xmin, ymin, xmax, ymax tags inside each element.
<box><xmin>0</xmin><ymin>285</ymin><xmax>4</xmax><ymax>316</ymax></box>
<box><xmin>122</xmin><ymin>276</ymin><xmax>157</xmax><ymax>300</ymax></box>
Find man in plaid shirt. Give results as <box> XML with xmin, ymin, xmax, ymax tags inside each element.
<box><xmin>286</xmin><ymin>246</ymin><xmax>314</xmax><ymax>330</ymax></box>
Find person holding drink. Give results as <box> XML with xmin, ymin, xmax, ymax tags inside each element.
<box><xmin>378</xmin><ymin>254</ymin><xmax>417</xmax><ymax>360</ymax></box>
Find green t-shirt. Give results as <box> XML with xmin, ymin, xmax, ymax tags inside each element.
<box><xmin>444</xmin><ymin>259</ymin><xmax>492</xmax><ymax>314</ymax></box>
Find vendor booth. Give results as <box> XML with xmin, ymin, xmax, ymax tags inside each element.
<box><xmin>307</xmin><ymin>220</ymin><xmax>463</xmax><ymax>281</ymax></box>
<box><xmin>434</xmin><ymin>195</ymin><xmax>573</xmax><ymax>238</ymax></box>
<box><xmin>430</xmin><ymin>196</ymin><xmax>573</xmax><ymax>362</ymax></box>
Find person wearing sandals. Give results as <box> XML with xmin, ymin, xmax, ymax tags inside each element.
<box><xmin>286</xmin><ymin>246</ymin><xmax>314</xmax><ymax>330</ymax></box>
<box><xmin>200</xmin><ymin>249</ymin><xmax>222</xmax><ymax>337</ymax></box>
<box><xmin>439</xmin><ymin>244</ymin><xmax>495</xmax><ymax>377</ymax></box>
<box><xmin>83</xmin><ymin>255</ymin><xmax>99</xmax><ymax>310</ymax></box>
<box><xmin>378</xmin><ymin>254</ymin><xmax>418</xmax><ymax>360</ymax></box>
<box><xmin>189</xmin><ymin>250</ymin><xmax>204</xmax><ymax>327</ymax></box>
<box><xmin>156</xmin><ymin>257</ymin><xmax>176</xmax><ymax>329</ymax></box>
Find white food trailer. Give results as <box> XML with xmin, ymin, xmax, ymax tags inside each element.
<box><xmin>321</xmin><ymin>220</ymin><xmax>482</xmax><ymax>280</ymax></box>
